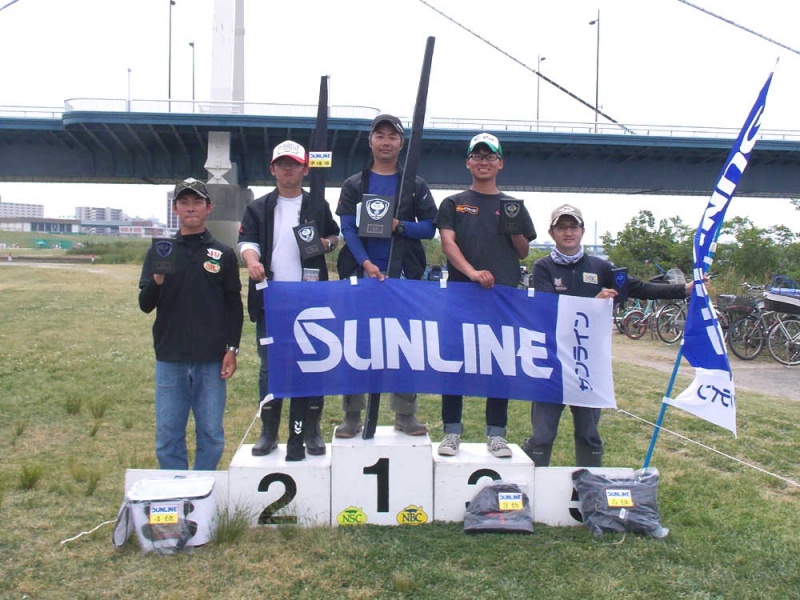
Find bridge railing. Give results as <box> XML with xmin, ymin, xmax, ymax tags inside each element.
<box><xmin>3</xmin><ymin>99</ymin><xmax>800</xmax><ymax>142</ymax></box>
<box><xmin>61</xmin><ymin>98</ymin><xmax>381</xmax><ymax>120</ymax></box>
<box><xmin>0</xmin><ymin>105</ymin><xmax>64</xmax><ymax>119</ymax></box>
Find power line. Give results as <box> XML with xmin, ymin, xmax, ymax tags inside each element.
<box><xmin>416</xmin><ymin>0</ymin><xmax>635</xmax><ymax>133</ymax></box>
<box><xmin>0</xmin><ymin>0</ymin><xmax>21</xmax><ymax>13</ymax></box>
<box><xmin>674</xmin><ymin>0</ymin><xmax>800</xmax><ymax>56</ymax></box>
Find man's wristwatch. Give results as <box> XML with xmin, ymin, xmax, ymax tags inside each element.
<box><xmin>396</xmin><ymin>221</ymin><xmax>405</xmax><ymax>236</ymax></box>
<box><xmin>225</xmin><ymin>346</ymin><xmax>239</xmax><ymax>355</ymax></box>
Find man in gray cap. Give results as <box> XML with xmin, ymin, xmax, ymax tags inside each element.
<box><xmin>334</xmin><ymin>114</ymin><xmax>438</xmax><ymax>437</ymax></box>
<box><xmin>139</xmin><ymin>178</ymin><xmax>243</xmax><ymax>471</ymax></box>
<box><xmin>523</xmin><ymin>203</ymin><xmax>694</xmax><ymax>467</ymax></box>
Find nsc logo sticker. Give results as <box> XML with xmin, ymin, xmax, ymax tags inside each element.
<box><xmin>336</xmin><ymin>506</ymin><xmax>367</xmax><ymax>525</ymax></box>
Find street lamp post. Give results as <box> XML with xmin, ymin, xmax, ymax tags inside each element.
<box><xmin>589</xmin><ymin>10</ymin><xmax>600</xmax><ymax>133</ymax></box>
<box><xmin>127</xmin><ymin>67</ymin><xmax>132</xmax><ymax>112</ymax></box>
<box><xmin>168</xmin><ymin>0</ymin><xmax>176</xmax><ymax>110</ymax></box>
<box><xmin>536</xmin><ymin>55</ymin><xmax>546</xmax><ymax>128</ymax></box>
<box><xmin>189</xmin><ymin>41</ymin><xmax>196</xmax><ymax>106</ymax></box>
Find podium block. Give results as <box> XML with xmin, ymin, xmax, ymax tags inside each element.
<box><xmin>228</xmin><ymin>444</ymin><xmax>331</xmax><ymax>527</ymax></box>
<box><xmin>331</xmin><ymin>426</ymin><xmax>433</xmax><ymax>526</ymax></box>
<box><xmin>533</xmin><ymin>466</ymin><xmax>635</xmax><ymax>526</ymax></box>
<box><xmin>432</xmin><ymin>443</ymin><xmax>534</xmax><ymax>522</ymax></box>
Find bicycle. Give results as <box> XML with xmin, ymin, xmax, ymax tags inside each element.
<box><xmin>621</xmin><ymin>299</ymin><xmax>662</xmax><ymax>340</ymax></box>
<box><xmin>727</xmin><ymin>283</ymin><xmax>772</xmax><ymax>361</ymax></box>
<box><xmin>655</xmin><ymin>298</ymin><xmax>688</xmax><ymax>344</ymax></box>
<box><xmin>763</xmin><ymin>290</ymin><xmax>800</xmax><ymax>366</ymax></box>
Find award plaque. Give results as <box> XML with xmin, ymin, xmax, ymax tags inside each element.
<box><xmin>293</xmin><ymin>221</ymin><xmax>325</xmax><ymax>258</ymax></box>
<box><xmin>611</xmin><ymin>267</ymin><xmax>629</xmax><ymax>302</ymax></box>
<box><xmin>499</xmin><ymin>198</ymin><xmax>524</xmax><ymax>235</ymax></box>
<box><xmin>150</xmin><ymin>238</ymin><xmax>177</xmax><ymax>274</ymax></box>
<box><xmin>357</xmin><ymin>194</ymin><xmax>396</xmax><ymax>239</ymax></box>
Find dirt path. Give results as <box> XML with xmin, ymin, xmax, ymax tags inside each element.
<box><xmin>611</xmin><ymin>331</ymin><xmax>798</xmax><ymax>401</ymax></box>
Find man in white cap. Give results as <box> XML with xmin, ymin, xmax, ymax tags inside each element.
<box><xmin>333</xmin><ymin>114</ymin><xmax>438</xmax><ymax>438</ymax></box>
<box><xmin>139</xmin><ymin>177</ymin><xmax>243</xmax><ymax>470</ymax></box>
<box><xmin>433</xmin><ymin>132</ymin><xmax>537</xmax><ymax>458</ymax></box>
<box><xmin>238</xmin><ymin>140</ymin><xmax>340</xmax><ymax>461</ymax></box>
<box><xmin>522</xmin><ymin>203</ymin><xmax>694</xmax><ymax>467</ymax></box>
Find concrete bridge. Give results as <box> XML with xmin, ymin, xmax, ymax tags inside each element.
<box><xmin>2</xmin><ymin>99</ymin><xmax>800</xmax><ymax>198</ymax></box>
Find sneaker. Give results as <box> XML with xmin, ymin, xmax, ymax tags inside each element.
<box><xmin>487</xmin><ymin>436</ymin><xmax>512</xmax><ymax>458</ymax></box>
<box><xmin>438</xmin><ymin>433</ymin><xmax>461</xmax><ymax>456</ymax></box>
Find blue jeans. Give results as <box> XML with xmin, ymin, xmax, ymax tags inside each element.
<box><xmin>155</xmin><ymin>360</ymin><xmax>227</xmax><ymax>471</ymax></box>
<box><xmin>441</xmin><ymin>394</ymin><xmax>508</xmax><ymax>437</ymax></box>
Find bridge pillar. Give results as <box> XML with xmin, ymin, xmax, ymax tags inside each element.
<box><xmin>206</xmin><ymin>181</ymin><xmax>252</xmax><ymax>251</ymax></box>
<box><xmin>203</xmin><ymin>0</ymin><xmax>248</xmax><ymax>251</ymax></box>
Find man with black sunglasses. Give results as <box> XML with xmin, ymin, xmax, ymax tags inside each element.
<box><xmin>433</xmin><ymin>133</ymin><xmax>537</xmax><ymax>458</ymax></box>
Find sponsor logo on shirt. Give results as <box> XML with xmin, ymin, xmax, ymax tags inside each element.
<box><xmin>207</xmin><ymin>248</ymin><xmax>222</xmax><ymax>260</ymax></box>
<box><xmin>554</xmin><ymin>277</ymin><xmax>567</xmax><ymax>292</ymax></box>
<box><xmin>204</xmin><ymin>260</ymin><xmax>221</xmax><ymax>274</ymax></box>
<box><xmin>583</xmin><ymin>272</ymin><xmax>598</xmax><ymax>284</ymax></box>
<box><xmin>456</xmin><ymin>205</ymin><xmax>479</xmax><ymax>215</ymax></box>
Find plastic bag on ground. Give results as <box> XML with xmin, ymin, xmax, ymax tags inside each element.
<box><xmin>572</xmin><ymin>467</ymin><xmax>669</xmax><ymax>538</ymax></box>
<box><xmin>463</xmin><ymin>480</ymin><xmax>533</xmax><ymax>534</ymax></box>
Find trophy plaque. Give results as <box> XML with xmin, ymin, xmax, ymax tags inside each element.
<box><xmin>357</xmin><ymin>194</ymin><xmax>396</xmax><ymax>239</ymax></box>
<box><xmin>293</xmin><ymin>221</ymin><xmax>325</xmax><ymax>258</ymax></box>
<box><xmin>611</xmin><ymin>267</ymin><xmax>629</xmax><ymax>302</ymax></box>
<box><xmin>499</xmin><ymin>198</ymin><xmax>524</xmax><ymax>235</ymax></box>
<box><xmin>150</xmin><ymin>238</ymin><xmax>177</xmax><ymax>274</ymax></box>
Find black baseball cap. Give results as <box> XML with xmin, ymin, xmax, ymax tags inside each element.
<box><xmin>370</xmin><ymin>114</ymin><xmax>404</xmax><ymax>135</ymax></box>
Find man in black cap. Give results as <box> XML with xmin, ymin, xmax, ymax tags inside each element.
<box><xmin>238</xmin><ymin>141</ymin><xmax>340</xmax><ymax>461</ymax></box>
<box><xmin>139</xmin><ymin>177</ymin><xmax>243</xmax><ymax>470</ymax></box>
<box><xmin>522</xmin><ymin>203</ymin><xmax>694</xmax><ymax>467</ymax></box>
<box><xmin>334</xmin><ymin>114</ymin><xmax>438</xmax><ymax>437</ymax></box>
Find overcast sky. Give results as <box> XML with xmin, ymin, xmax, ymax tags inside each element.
<box><xmin>1</xmin><ymin>0</ymin><xmax>800</xmax><ymax>237</ymax></box>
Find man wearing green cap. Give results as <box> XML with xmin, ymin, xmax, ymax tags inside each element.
<box><xmin>434</xmin><ymin>133</ymin><xmax>537</xmax><ymax>458</ymax></box>
<box><xmin>139</xmin><ymin>178</ymin><xmax>243</xmax><ymax>471</ymax></box>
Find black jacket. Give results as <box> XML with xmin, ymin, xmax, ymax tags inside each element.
<box><xmin>139</xmin><ymin>230</ymin><xmax>243</xmax><ymax>362</ymax></box>
<box><xmin>335</xmin><ymin>168</ymin><xmax>437</xmax><ymax>280</ymax></box>
<box><xmin>238</xmin><ymin>189</ymin><xmax>340</xmax><ymax>322</ymax></box>
<box><xmin>533</xmin><ymin>254</ymin><xmax>688</xmax><ymax>300</ymax></box>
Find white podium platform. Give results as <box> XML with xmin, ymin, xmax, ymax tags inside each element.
<box><xmin>331</xmin><ymin>426</ymin><xmax>433</xmax><ymax>526</ymax></box>
<box><xmin>229</xmin><ymin>443</ymin><xmax>332</xmax><ymax>527</ymax></box>
<box><xmin>432</xmin><ymin>442</ymin><xmax>534</xmax><ymax>523</ymax></box>
<box><xmin>122</xmin><ymin>442</ymin><xmax>638</xmax><ymax>529</ymax></box>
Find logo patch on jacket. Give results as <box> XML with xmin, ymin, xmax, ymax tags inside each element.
<box><xmin>583</xmin><ymin>272</ymin><xmax>599</xmax><ymax>284</ymax></box>
<box><xmin>204</xmin><ymin>260</ymin><xmax>221</xmax><ymax>274</ymax></box>
<box><xmin>207</xmin><ymin>248</ymin><xmax>222</xmax><ymax>260</ymax></box>
<box><xmin>456</xmin><ymin>205</ymin><xmax>479</xmax><ymax>215</ymax></box>
<box><xmin>554</xmin><ymin>277</ymin><xmax>567</xmax><ymax>292</ymax></box>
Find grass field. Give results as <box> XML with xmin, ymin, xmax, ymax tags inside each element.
<box><xmin>1</xmin><ymin>263</ymin><xmax>798</xmax><ymax>599</ymax></box>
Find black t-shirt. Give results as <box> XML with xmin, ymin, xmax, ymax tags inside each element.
<box><xmin>434</xmin><ymin>189</ymin><xmax>536</xmax><ymax>287</ymax></box>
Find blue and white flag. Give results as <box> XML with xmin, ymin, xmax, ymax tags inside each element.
<box><xmin>666</xmin><ymin>71</ymin><xmax>775</xmax><ymax>436</ymax></box>
<box><xmin>262</xmin><ymin>278</ymin><xmax>616</xmax><ymax>408</ymax></box>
